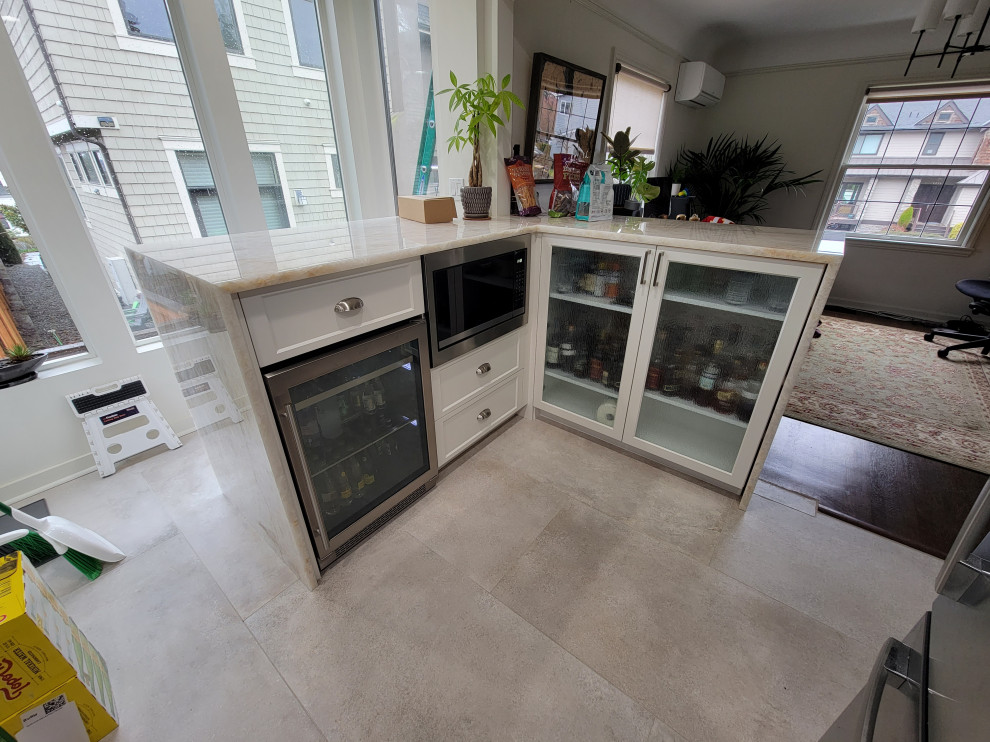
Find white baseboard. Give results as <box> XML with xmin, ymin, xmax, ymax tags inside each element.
<box><xmin>825</xmin><ymin>296</ymin><xmax>951</xmax><ymax>325</ymax></box>
<box><xmin>1</xmin><ymin>427</ymin><xmax>199</xmax><ymax>506</ymax></box>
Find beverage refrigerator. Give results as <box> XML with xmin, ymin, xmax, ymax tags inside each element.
<box><xmin>264</xmin><ymin>319</ymin><xmax>438</xmax><ymax>571</ymax></box>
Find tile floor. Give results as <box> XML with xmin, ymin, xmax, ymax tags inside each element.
<box><xmin>33</xmin><ymin>416</ymin><xmax>941</xmax><ymax>742</ymax></box>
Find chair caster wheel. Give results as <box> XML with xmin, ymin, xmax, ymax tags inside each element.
<box><xmin>924</xmin><ymin>332</ymin><xmax>935</xmax><ymax>342</ymax></box>
<box><xmin>937</xmin><ymin>348</ymin><xmax>949</xmax><ymax>358</ymax></box>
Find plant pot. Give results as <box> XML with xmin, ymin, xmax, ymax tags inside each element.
<box><xmin>624</xmin><ymin>199</ymin><xmax>644</xmax><ymax>215</ymax></box>
<box><xmin>0</xmin><ymin>352</ymin><xmax>47</xmax><ymax>385</ymax></box>
<box><xmin>612</xmin><ymin>183</ymin><xmax>632</xmax><ymax>213</ymax></box>
<box><xmin>460</xmin><ymin>186</ymin><xmax>492</xmax><ymax>220</ymax></box>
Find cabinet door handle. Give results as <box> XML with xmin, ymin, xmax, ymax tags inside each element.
<box><xmin>651</xmin><ymin>252</ymin><xmax>664</xmax><ymax>287</ymax></box>
<box><xmin>334</xmin><ymin>297</ymin><xmax>364</xmax><ymax>313</ymax></box>
<box><xmin>477</xmin><ymin>408</ymin><xmax>492</xmax><ymax>421</ymax></box>
<box><xmin>476</xmin><ymin>362</ymin><xmax>492</xmax><ymax>376</ymax></box>
<box><xmin>639</xmin><ymin>250</ymin><xmax>652</xmax><ymax>285</ymax></box>
<box><xmin>859</xmin><ymin>632</ymin><xmax>926</xmax><ymax>742</ymax></box>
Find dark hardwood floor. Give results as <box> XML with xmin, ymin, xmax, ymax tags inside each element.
<box><xmin>761</xmin><ymin>417</ymin><xmax>987</xmax><ymax>559</ymax></box>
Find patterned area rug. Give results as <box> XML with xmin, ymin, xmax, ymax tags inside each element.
<box><xmin>785</xmin><ymin>316</ymin><xmax>990</xmax><ymax>474</ymax></box>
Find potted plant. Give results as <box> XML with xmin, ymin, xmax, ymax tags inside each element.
<box><xmin>438</xmin><ymin>72</ymin><xmax>524</xmax><ymax>219</ymax></box>
<box><xmin>0</xmin><ymin>343</ymin><xmax>47</xmax><ymax>385</ymax></box>
<box><xmin>671</xmin><ymin>134</ymin><xmax>822</xmax><ymax>223</ymax></box>
<box><xmin>603</xmin><ymin>127</ymin><xmax>642</xmax><ymax>208</ymax></box>
<box><xmin>627</xmin><ymin>156</ymin><xmax>662</xmax><ymax>213</ymax></box>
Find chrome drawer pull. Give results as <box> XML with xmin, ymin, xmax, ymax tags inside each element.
<box><xmin>476</xmin><ymin>362</ymin><xmax>492</xmax><ymax>376</ymax></box>
<box><xmin>334</xmin><ymin>297</ymin><xmax>364</xmax><ymax>313</ymax></box>
<box><xmin>640</xmin><ymin>250</ymin><xmax>652</xmax><ymax>285</ymax></box>
<box><xmin>477</xmin><ymin>408</ymin><xmax>492</xmax><ymax>421</ymax></box>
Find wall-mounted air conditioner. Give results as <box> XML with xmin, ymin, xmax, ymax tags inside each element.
<box><xmin>675</xmin><ymin>61</ymin><xmax>724</xmax><ymax>108</ymax></box>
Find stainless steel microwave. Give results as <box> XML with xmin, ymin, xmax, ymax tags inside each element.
<box><xmin>422</xmin><ymin>237</ymin><xmax>528</xmax><ymax>367</ymax></box>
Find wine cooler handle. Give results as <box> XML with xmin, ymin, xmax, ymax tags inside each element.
<box><xmin>281</xmin><ymin>405</ymin><xmax>327</xmax><ymax>547</ymax></box>
<box><xmin>334</xmin><ymin>297</ymin><xmax>364</xmax><ymax>313</ymax></box>
<box><xmin>639</xmin><ymin>250</ymin><xmax>652</xmax><ymax>285</ymax></box>
<box><xmin>476</xmin><ymin>362</ymin><xmax>492</xmax><ymax>376</ymax></box>
<box><xmin>477</xmin><ymin>408</ymin><xmax>492</xmax><ymax>421</ymax></box>
<box><xmin>651</xmin><ymin>252</ymin><xmax>664</xmax><ymax>287</ymax></box>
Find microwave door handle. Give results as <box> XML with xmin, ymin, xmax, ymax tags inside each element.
<box><xmin>859</xmin><ymin>637</ymin><xmax>924</xmax><ymax>742</ymax></box>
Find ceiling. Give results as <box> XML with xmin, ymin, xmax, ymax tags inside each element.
<box><xmin>589</xmin><ymin>0</ymin><xmax>942</xmax><ymax>70</ymax></box>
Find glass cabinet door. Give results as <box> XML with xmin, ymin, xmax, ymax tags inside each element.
<box><xmin>284</xmin><ymin>339</ymin><xmax>432</xmax><ymax>544</ymax></box>
<box><xmin>630</xmin><ymin>261</ymin><xmax>798</xmax><ymax>473</ymax></box>
<box><xmin>541</xmin><ymin>244</ymin><xmax>643</xmax><ymax>429</ymax></box>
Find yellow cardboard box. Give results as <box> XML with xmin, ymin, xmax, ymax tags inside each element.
<box><xmin>0</xmin><ymin>553</ymin><xmax>117</xmax><ymax>741</ymax></box>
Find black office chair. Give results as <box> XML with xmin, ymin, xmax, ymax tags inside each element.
<box><xmin>924</xmin><ymin>279</ymin><xmax>990</xmax><ymax>358</ymax></box>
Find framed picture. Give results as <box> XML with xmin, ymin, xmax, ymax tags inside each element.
<box><xmin>523</xmin><ymin>53</ymin><xmax>608</xmax><ymax>184</ymax></box>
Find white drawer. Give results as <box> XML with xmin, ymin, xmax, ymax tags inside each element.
<box><xmin>432</xmin><ymin>329</ymin><xmax>524</xmax><ymax>418</ymax></box>
<box><xmin>438</xmin><ymin>374</ymin><xmax>522</xmax><ymax>465</ymax></box>
<box><xmin>241</xmin><ymin>260</ymin><xmax>424</xmax><ymax>366</ymax></box>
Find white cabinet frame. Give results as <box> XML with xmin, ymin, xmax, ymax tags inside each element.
<box><xmin>622</xmin><ymin>248</ymin><xmax>823</xmax><ymax>490</ymax></box>
<box><xmin>532</xmin><ymin>235</ymin><xmax>655</xmax><ymax>440</ymax></box>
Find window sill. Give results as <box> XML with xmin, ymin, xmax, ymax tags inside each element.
<box><xmin>77</xmin><ymin>184</ymin><xmax>118</xmax><ymax>199</ymax></box>
<box><xmin>842</xmin><ymin>234</ymin><xmax>976</xmax><ymax>257</ymax></box>
<box><xmin>36</xmin><ymin>352</ymin><xmax>103</xmax><ymax>379</ymax></box>
<box><xmin>115</xmin><ymin>35</ymin><xmax>255</xmax><ymax>70</ymax></box>
<box><xmin>292</xmin><ymin>65</ymin><xmax>326</xmax><ymax>81</ymax></box>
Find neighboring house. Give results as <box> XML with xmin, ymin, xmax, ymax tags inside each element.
<box><xmin>2</xmin><ymin>0</ymin><xmax>347</xmax><ymax>269</ymax></box>
<box><xmin>827</xmin><ymin>99</ymin><xmax>990</xmax><ymax>239</ymax></box>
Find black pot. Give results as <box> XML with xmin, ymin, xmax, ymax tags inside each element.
<box><xmin>461</xmin><ymin>186</ymin><xmax>492</xmax><ymax>220</ymax></box>
<box><xmin>0</xmin><ymin>352</ymin><xmax>47</xmax><ymax>384</ymax></box>
<box><xmin>612</xmin><ymin>183</ymin><xmax>632</xmax><ymax>212</ymax></box>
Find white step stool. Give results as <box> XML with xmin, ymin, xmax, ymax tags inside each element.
<box><xmin>66</xmin><ymin>376</ymin><xmax>181</xmax><ymax>477</ymax></box>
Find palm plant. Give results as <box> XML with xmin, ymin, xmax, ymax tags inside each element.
<box><xmin>438</xmin><ymin>72</ymin><xmax>523</xmax><ymax>187</ymax></box>
<box><xmin>672</xmin><ymin>135</ymin><xmax>822</xmax><ymax>223</ymax></box>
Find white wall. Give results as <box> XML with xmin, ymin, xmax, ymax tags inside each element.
<box><xmin>693</xmin><ymin>54</ymin><xmax>990</xmax><ymax>322</ymax></box>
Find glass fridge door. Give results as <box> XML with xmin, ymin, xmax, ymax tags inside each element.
<box><xmin>268</xmin><ymin>325</ymin><xmax>434</xmax><ymax>561</ymax></box>
<box><xmin>632</xmin><ymin>261</ymin><xmax>798</xmax><ymax>473</ymax></box>
<box><xmin>541</xmin><ymin>244</ymin><xmax>642</xmax><ymax>429</ymax></box>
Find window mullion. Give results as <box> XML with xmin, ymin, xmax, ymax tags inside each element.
<box><xmin>164</xmin><ymin>0</ymin><xmax>267</xmax><ymax>235</ymax></box>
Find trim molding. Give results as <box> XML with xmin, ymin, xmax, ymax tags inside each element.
<box><xmin>570</xmin><ymin>0</ymin><xmax>687</xmax><ymax>63</ymax></box>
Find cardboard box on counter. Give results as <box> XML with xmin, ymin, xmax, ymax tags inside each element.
<box><xmin>397</xmin><ymin>195</ymin><xmax>457</xmax><ymax>224</ymax></box>
<box><xmin>0</xmin><ymin>553</ymin><xmax>117</xmax><ymax>742</ymax></box>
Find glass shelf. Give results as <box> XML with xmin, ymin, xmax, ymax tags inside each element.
<box><xmin>549</xmin><ymin>291</ymin><xmax>633</xmax><ymax>314</ymax></box>
<box><xmin>545</xmin><ymin>368</ymin><xmax>619</xmax><ymax>398</ymax></box>
<box><xmin>662</xmin><ymin>291</ymin><xmax>787</xmax><ymax>321</ymax></box>
<box><xmin>642</xmin><ymin>390</ymin><xmax>748</xmax><ymax>428</ymax></box>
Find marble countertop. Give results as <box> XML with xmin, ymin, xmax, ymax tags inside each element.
<box><xmin>127</xmin><ymin>215</ymin><xmax>839</xmax><ymax>294</ymax></box>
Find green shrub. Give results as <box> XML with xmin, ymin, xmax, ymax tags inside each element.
<box><xmin>0</xmin><ymin>226</ymin><xmax>22</xmax><ymax>266</ymax></box>
<box><xmin>949</xmin><ymin>222</ymin><xmax>963</xmax><ymax>240</ymax></box>
<box><xmin>897</xmin><ymin>206</ymin><xmax>914</xmax><ymax>230</ymax></box>
<box><xmin>0</xmin><ymin>205</ymin><xmax>28</xmax><ymax>233</ymax></box>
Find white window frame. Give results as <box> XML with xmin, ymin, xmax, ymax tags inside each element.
<box><xmin>816</xmin><ymin>90</ymin><xmax>990</xmax><ymax>254</ymax></box>
<box><xmin>162</xmin><ymin>139</ymin><xmax>296</xmax><ymax>237</ymax></box>
<box><xmin>322</xmin><ymin>142</ymin><xmax>343</xmax><ymax>197</ymax></box>
<box><xmin>105</xmin><ymin>0</ymin><xmax>257</xmax><ymax>69</ymax></box>
<box><xmin>60</xmin><ymin>142</ymin><xmax>119</xmax><ymax>199</ymax></box>
<box><xmin>279</xmin><ymin>0</ymin><xmax>326</xmax><ymax>80</ymax></box>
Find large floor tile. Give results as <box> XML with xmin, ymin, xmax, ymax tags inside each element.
<box><xmin>62</xmin><ymin>535</ymin><xmax>325</xmax><ymax>742</ymax></box>
<box><xmin>248</xmin><ymin>528</ymin><xmax>655</xmax><ymax>742</ymax></box>
<box><xmin>138</xmin><ymin>445</ymin><xmax>298</xmax><ymax>618</ymax></box>
<box><xmin>710</xmin><ymin>494</ymin><xmax>940</xmax><ymax>648</ymax></box>
<box><xmin>400</xmin><ymin>454</ymin><xmax>570</xmax><ymax>589</ymax></box>
<box><xmin>476</xmin><ymin>419</ymin><xmax>735</xmax><ymax>562</ymax></box>
<box><xmin>492</xmin><ymin>501</ymin><xmax>872</xmax><ymax>742</ymax></box>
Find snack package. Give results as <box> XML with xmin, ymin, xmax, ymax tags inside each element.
<box><xmin>549</xmin><ymin>154</ymin><xmax>590</xmax><ymax>217</ymax></box>
<box><xmin>575</xmin><ymin>163</ymin><xmax>613</xmax><ymax>221</ymax></box>
<box><xmin>504</xmin><ymin>149</ymin><xmax>541</xmax><ymax>216</ymax></box>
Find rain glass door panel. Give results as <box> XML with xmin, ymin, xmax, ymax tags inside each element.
<box><xmin>266</xmin><ymin>323</ymin><xmax>435</xmax><ymax>563</ymax></box>
<box><xmin>623</xmin><ymin>252</ymin><xmax>822</xmax><ymax>488</ymax></box>
<box><xmin>536</xmin><ymin>238</ymin><xmax>652</xmax><ymax>437</ymax></box>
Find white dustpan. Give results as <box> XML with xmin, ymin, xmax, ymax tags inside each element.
<box><xmin>0</xmin><ymin>504</ymin><xmax>125</xmax><ymax>562</ymax></box>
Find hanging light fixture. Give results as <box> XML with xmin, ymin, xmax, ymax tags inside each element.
<box><xmin>906</xmin><ymin>0</ymin><xmax>990</xmax><ymax>77</ymax></box>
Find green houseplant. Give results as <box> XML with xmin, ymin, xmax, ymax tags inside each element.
<box><xmin>628</xmin><ymin>156</ymin><xmax>661</xmax><ymax>206</ymax></box>
<box><xmin>438</xmin><ymin>72</ymin><xmax>523</xmax><ymax>219</ymax></box>
<box><xmin>672</xmin><ymin>134</ymin><xmax>822</xmax><ymax>223</ymax></box>
<box><xmin>0</xmin><ymin>342</ymin><xmax>47</xmax><ymax>385</ymax></box>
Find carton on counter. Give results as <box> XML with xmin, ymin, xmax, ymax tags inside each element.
<box><xmin>0</xmin><ymin>553</ymin><xmax>117</xmax><ymax>741</ymax></box>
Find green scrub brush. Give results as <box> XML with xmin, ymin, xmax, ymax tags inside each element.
<box><xmin>0</xmin><ymin>504</ymin><xmax>103</xmax><ymax>580</ymax></box>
